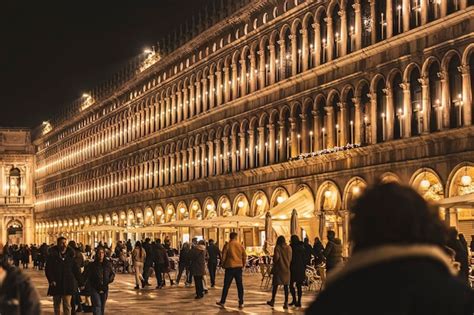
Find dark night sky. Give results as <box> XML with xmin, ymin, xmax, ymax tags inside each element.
<box><xmin>0</xmin><ymin>1</ymin><xmax>207</xmax><ymax>128</ymax></box>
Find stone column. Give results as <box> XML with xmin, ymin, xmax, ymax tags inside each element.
<box><xmin>195</xmin><ymin>80</ymin><xmax>202</xmax><ymax>115</ymax></box>
<box><xmin>268</xmin><ymin>124</ymin><xmax>276</xmax><ymax>164</ymax></box>
<box><xmin>402</xmin><ymin>0</ymin><xmax>410</xmax><ymax>32</ymax></box>
<box><xmin>354</xmin><ymin>1</ymin><xmax>362</xmax><ymax>50</ymax></box>
<box><xmin>240</xmin><ymin>59</ymin><xmax>247</xmax><ymax>97</ymax></box>
<box><xmin>312</xmin><ymin>110</ymin><xmax>321</xmax><ymax>151</ymax></box>
<box><xmin>231</xmin><ymin>62</ymin><xmax>238</xmax><ymax>100</ymax></box>
<box><xmin>230</xmin><ymin>135</ymin><xmax>237</xmax><ymax>171</ymax></box>
<box><xmin>250</xmin><ymin>52</ymin><xmax>257</xmax><ymax>92</ymax></box>
<box><xmin>239</xmin><ymin>132</ymin><xmax>246</xmax><ymax>169</ymax></box>
<box><xmin>460</xmin><ymin>65</ymin><xmax>472</xmax><ymax>126</ymax></box>
<box><xmin>202</xmin><ymin>77</ymin><xmax>208</xmax><ymax>112</ymax></box>
<box><xmin>170</xmin><ymin>154</ymin><xmax>175</xmax><ymax>185</ymax></box>
<box><xmin>176</xmin><ymin>90</ymin><xmax>183</xmax><ymax>123</ymax></box>
<box><xmin>165</xmin><ymin>96</ymin><xmax>171</xmax><ymax>127</ymax></box>
<box><xmin>325</xmin><ymin>106</ymin><xmax>335</xmax><ymax>148</ymax></box>
<box><xmin>421</xmin><ymin>0</ymin><xmax>428</xmax><ymax>25</ymax></box>
<box><xmin>278</xmin><ymin>39</ymin><xmax>288</xmax><ymax>79</ymax></box>
<box><xmin>258</xmin><ymin>127</ymin><xmax>265</xmax><ymax>166</ymax></box>
<box><xmin>164</xmin><ymin>156</ymin><xmax>170</xmax><ymax>185</ymax></box>
<box><xmin>194</xmin><ymin>146</ymin><xmax>201</xmax><ymax>179</ymax></box>
<box><xmin>300</xmin><ymin>114</ymin><xmax>309</xmax><ymax>153</ymax></box>
<box><xmin>216</xmin><ymin>69</ymin><xmax>223</xmax><ymax>106</ymax></box>
<box><xmin>258</xmin><ymin>50</ymin><xmax>266</xmax><ymax>88</ymax></box>
<box><xmin>248</xmin><ymin>129</ymin><xmax>255</xmax><ymax>168</ymax></box>
<box><xmin>176</xmin><ymin>153</ymin><xmax>182</xmax><ymax>183</ymax></box>
<box><xmin>386</xmin><ymin>0</ymin><xmax>393</xmax><ymax>38</ymax></box>
<box><xmin>400</xmin><ymin>82</ymin><xmax>412</xmax><ymax>137</ymax></box>
<box><xmin>206</xmin><ymin>141</ymin><xmax>214</xmax><ymax>176</ymax></box>
<box><xmin>290</xmin><ymin>34</ymin><xmax>298</xmax><ymax>75</ymax></box>
<box><xmin>369</xmin><ymin>92</ymin><xmax>378</xmax><ymax>143</ymax></box>
<box><xmin>181</xmin><ymin>150</ymin><xmax>188</xmax><ymax>182</ymax></box>
<box><xmin>314</xmin><ymin>23</ymin><xmax>321</xmax><ymax>67</ymax></box>
<box><xmin>158</xmin><ymin>157</ymin><xmax>164</xmax><ymax>186</ymax></box>
<box><xmin>208</xmin><ymin>72</ymin><xmax>215</xmax><ymax>110</ymax></box>
<box><xmin>338</xmin><ymin>102</ymin><xmax>348</xmax><ymax>145</ymax></box>
<box><xmin>214</xmin><ymin>139</ymin><xmax>222</xmax><ymax>175</ymax></box>
<box><xmin>325</xmin><ymin>17</ymin><xmax>334</xmax><ymax>62</ymax></box>
<box><xmin>188</xmin><ymin>148</ymin><xmax>194</xmax><ymax>180</ymax></box>
<box><xmin>418</xmin><ymin>77</ymin><xmax>430</xmax><ymax>133</ymax></box>
<box><xmin>278</xmin><ymin>121</ymin><xmax>286</xmax><ymax>162</ymax></box>
<box><xmin>289</xmin><ymin>118</ymin><xmax>298</xmax><ymax>157</ymax></box>
<box><xmin>223</xmin><ymin>66</ymin><xmax>230</xmax><ymax>103</ymax></box>
<box><xmin>301</xmin><ymin>28</ymin><xmax>309</xmax><ymax>71</ymax></box>
<box><xmin>340</xmin><ymin>9</ymin><xmax>348</xmax><ymax>57</ymax></box>
<box><xmin>189</xmin><ymin>84</ymin><xmax>195</xmax><ymax>117</ymax></box>
<box><xmin>182</xmin><ymin>88</ymin><xmax>189</xmax><ymax>120</ymax></box>
<box><xmin>269</xmin><ymin>44</ymin><xmax>276</xmax><ymax>85</ymax></box>
<box><xmin>438</xmin><ymin>71</ymin><xmax>450</xmax><ymax>129</ymax></box>
<box><xmin>383</xmin><ymin>88</ymin><xmax>395</xmax><ymax>139</ymax></box>
<box><xmin>200</xmin><ymin>144</ymin><xmax>207</xmax><ymax>178</ymax></box>
<box><xmin>440</xmin><ymin>0</ymin><xmax>447</xmax><ymax>17</ymax></box>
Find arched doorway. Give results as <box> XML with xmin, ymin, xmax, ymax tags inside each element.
<box><xmin>7</xmin><ymin>220</ymin><xmax>23</xmax><ymax>245</ymax></box>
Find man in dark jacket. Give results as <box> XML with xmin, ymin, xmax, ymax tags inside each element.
<box><xmin>141</xmin><ymin>238</ymin><xmax>154</xmax><ymax>287</ymax></box>
<box><xmin>302</xmin><ymin>238</ymin><xmax>313</xmax><ymax>266</ymax></box>
<box><xmin>207</xmin><ymin>239</ymin><xmax>221</xmax><ymax>287</ymax></box>
<box><xmin>45</xmin><ymin>237</ymin><xmax>83</xmax><ymax>315</ymax></box>
<box><xmin>0</xmin><ymin>242</ymin><xmax>41</xmax><ymax>315</ymax></box>
<box><xmin>189</xmin><ymin>240</ymin><xmax>207</xmax><ymax>299</ymax></box>
<box><xmin>313</xmin><ymin>237</ymin><xmax>325</xmax><ymax>266</ymax></box>
<box><xmin>153</xmin><ymin>239</ymin><xmax>169</xmax><ymax>289</ymax></box>
<box><xmin>307</xmin><ymin>183</ymin><xmax>474</xmax><ymax>315</ymax></box>
<box><xmin>323</xmin><ymin>230</ymin><xmax>342</xmax><ymax>272</ymax></box>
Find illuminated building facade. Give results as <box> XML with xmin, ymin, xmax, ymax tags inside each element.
<box><xmin>0</xmin><ymin>129</ymin><xmax>35</xmax><ymax>244</ymax></box>
<box><xmin>31</xmin><ymin>0</ymin><xmax>474</xmax><ymax>250</ymax></box>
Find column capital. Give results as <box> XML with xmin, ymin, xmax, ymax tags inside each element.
<box><xmin>437</xmin><ymin>71</ymin><xmax>447</xmax><ymax>80</ymax></box>
<box><xmin>337</xmin><ymin>102</ymin><xmax>347</xmax><ymax>109</ymax></box>
<box><xmin>458</xmin><ymin>64</ymin><xmax>470</xmax><ymax>74</ymax></box>
<box><xmin>324</xmin><ymin>105</ymin><xmax>335</xmax><ymax>113</ymax></box>
<box><xmin>417</xmin><ymin>76</ymin><xmax>429</xmax><ymax>86</ymax></box>
<box><xmin>399</xmin><ymin>82</ymin><xmax>410</xmax><ymax>91</ymax></box>
<box><xmin>351</xmin><ymin>97</ymin><xmax>361</xmax><ymax>105</ymax></box>
<box><xmin>382</xmin><ymin>87</ymin><xmax>392</xmax><ymax>95</ymax></box>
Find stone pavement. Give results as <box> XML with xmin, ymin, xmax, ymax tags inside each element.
<box><xmin>27</xmin><ymin>268</ymin><xmax>317</xmax><ymax>314</ymax></box>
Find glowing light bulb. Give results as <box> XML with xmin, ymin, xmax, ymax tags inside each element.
<box><xmin>461</xmin><ymin>175</ymin><xmax>472</xmax><ymax>186</ymax></box>
<box><xmin>238</xmin><ymin>201</ymin><xmax>244</xmax><ymax>208</ymax></box>
<box><xmin>420</xmin><ymin>179</ymin><xmax>431</xmax><ymax>190</ymax></box>
<box><xmin>256</xmin><ymin>199</ymin><xmax>263</xmax><ymax>206</ymax></box>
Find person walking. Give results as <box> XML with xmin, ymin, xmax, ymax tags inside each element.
<box><xmin>267</xmin><ymin>235</ymin><xmax>292</xmax><ymax>309</ymax></box>
<box><xmin>176</xmin><ymin>242</ymin><xmax>190</xmax><ymax>285</ymax></box>
<box><xmin>0</xmin><ymin>242</ymin><xmax>41</xmax><ymax>314</ymax></box>
<box><xmin>45</xmin><ymin>237</ymin><xmax>83</xmax><ymax>315</ymax></box>
<box><xmin>132</xmin><ymin>241</ymin><xmax>146</xmax><ymax>289</ymax></box>
<box><xmin>83</xmin><ymin>246</ymin><xmax>115</xmax><ymax>315</ymax></box>
<box><xmin>153</xmin><ymin>239</ymin><xmax>169</xmax><ymax>289</ymax></box>
<box><xmin>313</xmin><ymin>237</ymin><xmax>325</xmax><ymax>266</ymax></box>
<box><xmin>207</xmin><ymin>239</ymin><xmax>221</xmax><ymax>287</ymax></box>
<box><xmin>302</xmin><ymin>238</ymin><xmax>313</xmax><ymax>266</ymax></box>
<box><xmin>323</xmin><ymin>230</ymin><xmax>342</xmax><ymax>272</ymax></box>
<box><xmin>68</xmin><ymin>240</ymin><xmax>85</xmax><ymax>314</ymax></box>
<box><xmin>289</xmin><ymin>235</ymin><xmax>306</xmax><ymax>307</ymax></box>
<box><xmin>216</xmin><ymin>232</ymin><xmax>247</xmax><ymax>309</ymax></box>
<box><xmin>306</xmin><ymin>183</ymin><xmax>474</xmax><ymax>315</ymax></box>
<box><xmin>141</xmin><ymin>238</ymin><xmax>154</xmax><ymax>287</ymax></box>
<box><xmin>189</xmin><ymin>240</ymin><xmax>207</xmax><ymax>299</ymax></box>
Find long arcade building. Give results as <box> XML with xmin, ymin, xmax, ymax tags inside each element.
<box><xmin>30</xmin><ymin>0</ymin><xmax>474</xmax><ymax>252</ymax></box>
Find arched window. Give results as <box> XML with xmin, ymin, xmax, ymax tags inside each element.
<box><xmin>393</xmin><ymin>0</ymin><xmax>403</xmax><ymax>35</ymax></box>
<box><xmin>8</xmin><ymin>168</ymin><xmax>22</xmax><ymax>197</ymax></box>
<box><xmin>392</xmin><ymin>73</ymin><xmax>404</xmax><ymax>138</ymax></box>
<box><xmin>409</xmin><ymin>68</ymin><xmax>422</xmax><ymax>135</ymax></box>
<box><xmin>410</xmin><ymin>0</ymin><xmax>422</xmax><ymax>28</ymax></box>
<box><xmin>319</xmin><ymin>11</ymin><xmax>328</xmax><ymax>64</ymax></box>
<box><xmin>284</xmin><ymin>28</ymin><xmax>292</xmax><ymax>77</ymax></box>
<box><xmin>360</xmin><ymin>84</ymin><xmax>371</xmax><ymax>144</ymax></box>
<box><xmin>346</xmin><ymin>0</ymin><xmax>356</xmax><ymax>53</ymax></box>
<box><xmin>448</xmin><ymin>55</ymin><xmax>462</xmax><ymax>128</ymax></box>
<box><xmin>375</xmin><ymin>0</ymin><xmax>387</xmax><ymax>41</ymax></box>
<box><xmin>332</xmin><ymin>4</ymin><xmax>342</xmax><ymax>59</ymax></box>
<box><xmin>306</xmin><ymin>16</ymin><xmax>316</xmax><ymax>68</ymax></box>
<box><xmin>428</xmin><ymin>62</ymin><xmax>441</xmax><ymax>132</ymax></box>
<box><xmin>361</xmin><ymin>0</ymin><xmax>371</xmax><ymax>48</ymax></box>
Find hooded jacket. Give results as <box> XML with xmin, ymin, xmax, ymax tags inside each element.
<box><xmin>189</xmin><ymin>245</ymin><xmax>206</xmax><ymax>276</ymax></box>
<box><xmin>45</xmin><ymin>245</ymin><xmax>83</xmax><ymax>296</ymax></box>
<box><xmin>306</xmin><ymin>245</ymin><xmax>474</xmax><ymax>315</ymax></box>
<box><xmin>323</xmin><ymin>238</ymin><xmax>343</xmax><ymax>269</ymax></box>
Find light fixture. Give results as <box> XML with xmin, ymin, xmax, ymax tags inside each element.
<box><xmin>180</xmin><ymin>207</ymin><xmax>186</xmax><ymax>214</ymax></box>
<box><xmin>157</xmin><ymin>210</ymin><xmax>163</xmax><ymax>216</ymax></box>
<box><xmin>91</xmin><ymin>217</ymin><xmax>97</xmax><ymax>224</ymax></box>
<box><xmin>146</xmin><ymin>211</ymin><xmax>152</xmax><ymax>217</ymax></box>
<box><xmin>137</xmin><ymin>212</ymin><xmax>142</xmax><ymax>218</ymax></box>
<box><xmin>461</xmin><ymin>174</ymin><xmax>472</xmax><ymax>186</ymax></box>
<box><xmin>238</xmin><ymin>201</ymin><xmax>244</xmax><ymax>208</ymax></box>
<box><xmin>420</xmin><ymin>179</ymin><xmax>431</xmax><ymax>190</ymax></box>
<box><xmin>206</xmin><ymin>204</ymin><xmax>214</xmax><ymax>211</ymax></box>
<box><xmin>82</xmin><ymin>93</ymin><xmax>90</xmax><ymax>98</ymax></box>
<box><xmin>352</xmin><ymin>185</ymin><xmax>361</xmax><ymax>196</ymax></box>
<box><xmin>221</xmin><ymin>202</ymin><xmax>228</xmax><ymax>209</ymax></box>
<box><xmin>192</xmin><ymin>204</ymin><xmax>198</xmax><ymax>211</ymax></box>
<box><xmin>167</xmin><ymin>208</ymin><xmax>173</xmax><ymax>215</ymax></box>
<box><xmin>120</xmin><ymin>213</ymin><xmax>125</xmax><ymax>220</ymax></box>
<box><xmin>256</xmin><ymin>199</ymin><xmax>263</xmax><ymax>206</ymax></box>
<box><xmin>324</xmin><ymin>190</ymin><xmax>332</xmax><ymax>198</ymax></box>
<box><xmin>277</xmin><ymin>196</ymin><xmax>285</xmax><ymax>204</ymax></box>
<box><xmin>128</xmin><ymin>213</ymin><xmax>134</xmax><ymax>219</ymax></box>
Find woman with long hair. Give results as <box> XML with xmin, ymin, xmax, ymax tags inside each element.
<box><xmin>132</xmin><ymin>241</ymin><xmax>146</xmax><ymax>289</ymax></box>
<box><xmin>267</xmin><ymin>235</ymin><xmax>292</xmax><ymax>309</ymax></box>
<box><xmin>176</xmin><ymin>242</ymin><xmax>190</xmax><ymax>285</ymax></box>
<box><xmin>83</xmin><ymin>246</ymin><xmax>115</xmax><ymax>315</ymax></box>
<box><xmin>289</xmin><ymin>235</ymin><xmax>306</xmax><ymax>307</ymax></box>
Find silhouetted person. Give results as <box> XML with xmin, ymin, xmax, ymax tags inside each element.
<box><xmin>306</xmin><ymin>183</ymin><xmax>474</xmax><ymax>315</ymax></box>
<box><xmin>323</xmin><ymin>230</ymin><xmax>342</xmax><ymax>272</ymax></box>
<box><xmin>312</xmin><ymin>237</ymin><xmax>325</xmax><ymax>266</ymax></box>
<box><xmin>447</xmin><ymin>228</ymin><xmax>469</xmax><ymax>284</ymax></box>
<box><xmin>206</xmin><ymin>239</ymin><xmax>221</xmax><ymax>287</ymax></box>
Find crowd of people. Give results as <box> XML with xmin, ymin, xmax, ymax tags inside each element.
<box><xmin>0</xmin><ymin>182</ymin><xmax>473</xmax><ymax>314</ymax></box>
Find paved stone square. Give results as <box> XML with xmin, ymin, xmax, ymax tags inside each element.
<box><xmin>27</xmin><ymin>268</ymin><xmax>316</xmax><ymax>314</ymax></box>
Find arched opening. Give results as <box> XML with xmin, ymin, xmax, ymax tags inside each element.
<box><xmin>393</xmin><ymin>0</ymin><xmax>403</xmax><ymax>35</ymax></box>
<box><xmin>332</xmin><ymin>4</ymin><xmax>342</xmax><ymax>59</ymax></box>
<box><xmin>392</xmin><ymin>73</ymin><xmax>403</xmax><ymax>139</ymax></box>
<box><xmin>447</xmin><ymin>54</ymin><xmax>463</xmax><ymax>128</ymax></box>
<box><xmin>346</xmin><ymin>0</ymin><xmax>356</xmax><ymax>53</ymax></box>
<box><xmin>319</xmin><ymin>11</ymin><xmax>328</xmax><ymax>64</ymax></box>
<box><xmin>295</xmin><ymin>21</ymin><xmax>304</xmax><ymax>73</ymax></box>
<box><xmin>284</xmin><ymin>27</ymin><xmax>292</xmax><ymax>77</ymax></box>
<box><xmin>306</xmin><ymin>15</ymin><xmax>316</xmax><ymax>68</ymax></box>
<box><xmin>360</xmin><ymin>83</ymin><xmax>371</xmax><ymax>144</ymax></box>
<box><xmin>376</xmin><ymin>79</ymin><xmax>387</xmax><ymax>142</ymax></box>
<box><xmin>409</xmin><ymin>67</ymin><xmax>422</xmax><ymax>135</ymax></box>
<box><xmin>410</xmin><ymin>0</ymin><xmax>422</xmax><ymax>28</ymax></box>
<box><xmin>345</xmin><ymin>89</ymin><xmax>356</xmax><ymax>144</ymax></box>
<box><xmin>8</xmin><ymin>168</ymin><xmax>22</xmax><ymax>198</ymax></box>
<box><xmin>428</xmin><ymin>61</ymin><xmax>442</xmax><ymax>132</ymax></box>
<box><xmin>375</xmin><ymin>0</ymin><xmax>387</xmax><ymax>41</ymax></box>
<box><xmin>7</xmin><ymin>220</ymin><xmax>23</xmax><ymax>245</ymax></box>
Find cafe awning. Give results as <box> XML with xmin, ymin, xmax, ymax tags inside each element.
<box><xmin>209</xmin><ymin>215</ymin><xmax>264</xmax><ymax>228</ymax></box>
<box><xmin>126</xmin><ymin>226</ymin><xmax>177</xmax><ymax>234</ymax></box>
<box><xmin>258</xmin><ymin>188</ymin><xmax>315</xmax><ymax>220</ymax></box>
<box><xmin>82</xmin><ymin>225</ymin><xmax>125</xmax><ymax>232</ymax></box>
<box><xmin>437</xmin><ymin>193</ymin><xmax>474</xmax><ymax>209</ymax></box>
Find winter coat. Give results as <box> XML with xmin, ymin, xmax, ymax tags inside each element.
<box><xmin>306</xmin><ymin>245</ymin><xmax>474</xmax><ymax>315</ymax></box>
<box><xmin>207</xmin><ymin>244</ymin><xmax>221</xmax><ymax>264</ymax></box>
<box><xmin>222</xmin><ymin>240</ymin><xmax>247</xmax><ymax>269</ymax></box>
<box><xmin>132</xmin><ymin>247</ymin><xmax>146</xmax><ymax>264</ymax></box>
<box><xmin>0</xmin><ymin>264</ymin><xmax>41</xmax><ymax>315</ymax></box>
<box><xmin>323</xmin><ymin>238</ymin><xmax>343</xmax><ymax>270</ymax></box>
<box><xmin>272</xmin><ymin>244</ymin><xmax>292</xmax><ymax>285</ymax></box>
<box><xmin>45</xmin><ymin>246</ymin><xmax>83</xmax><ymax>296</ymax></box>
<box><xmin>153</xmin><ymin>244</ymin><xmax>169</xmax><ymax>272</ymax></box>
<box><xmin>179</xmin><ymin>248</ymin><xmax>191</xmax><ymax>267</ymax></box>
<box><xmin>83</xmin><ymin>259</ymin><xmax>115</xmax><ymax>293</ymax></box>
<box><xmin>143</xmin><ymin>242</ymin><xmax>154</xmax><ymax>264</ymax></box>
<box><xmin>313</xmin><ymin>241</ymin><xmax>325</xmax><ymax>265</ymax></box>
<box><xmin>189</xmin><ymin>245</ymin><xmax>207</xmax><ymax>276</ymax></box>
<box><xmin>290</xmin><ymin>242</ymin><xmax>306</xmax><ymax>284</ymax></box>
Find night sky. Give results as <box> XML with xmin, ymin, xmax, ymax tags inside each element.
<box><xmin>0</xmin><ymin>1</ymin><xmax>208</xmax><ymax>128</ymax></box>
